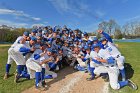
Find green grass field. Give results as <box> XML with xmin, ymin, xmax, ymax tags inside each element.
<box><xmin>0</xmin><ymin>46</ymin><xmax>34</xmax><ymax>93</ymax></box>
<box><xmin>0</xmin><ymin>42</ymin><xmax>139</xmax><ymax>93</ymax></box>
<box><xmin>110</xmin><ymin>42</ymin><xmax>140</xmax><ymax>93</ymax></box>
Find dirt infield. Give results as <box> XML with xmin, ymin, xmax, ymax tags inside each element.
<box><xmin>22</xmin><ymin>67</ymin><xmax>108</xmax><ymax>93</ymax></box>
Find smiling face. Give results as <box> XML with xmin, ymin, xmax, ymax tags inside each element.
<box><xmin>94</xmin><ymin>46</ymin><xmax>100</xmax><ymax>52</ymax></box>
<box><xmin>23</xmin><ymin>34</ymin><xmax>28</xmax><ymax>40</ymax></box>
<box><xmin>47</xmin><ymin>51</ymin><xmax>52</xmax><ymax>56</ymax></box>
<box><xmin>31</xmin><ymin>32</ymin><xmax>36</xmax><ymax>36</ymax></box>
<box><xmin>102</xmin><ymin>40</ymin><xmax>107</xmax><ymax>45</ymax></box>
<box><xmin>86</xmin><ymin>49</ymin><xmax>90</xmax><ymax>54</ymax></box>
<box><xmin>93</xmin><ymin>40</ymin><xmax>98</xmax><ymax>44</ymax></box>
<box><xmin>30</xmin><ymin>40</ymin><xmax>36</xmax><ymax>45</ymax></box>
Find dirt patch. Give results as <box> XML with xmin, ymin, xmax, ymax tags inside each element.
<box><xmin>22</xmin><ymin>67</ymin><xmax>107</xmax><ymax>93</ymax></box>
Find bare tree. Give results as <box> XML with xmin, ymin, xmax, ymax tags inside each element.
<box><xmin>98</xmin><ymin>19</ymin><xmax>119</xmax><ymax>36</ymax></box>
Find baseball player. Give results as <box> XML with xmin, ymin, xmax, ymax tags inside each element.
<box><xmin>26</xmin><ymin>46</ymin><xmax>57</xmax><ymax>88</ymax></box>
<box><xmin>82</xmin><ymin>32</ymin><xmax>89</xmax><ymax>42</ymax></box>
<box><xmin>99</xmin><ymin>30</ymin><xmax>126</xmax><ymax>81</ymax></box>
<box><xmin>4</xmin><ymin>32</ymin><xmax>30</xmax><ymax>79</ymax></box>
<box><xmin>100</xmin><ymin>37</ymin><xmax>126</xmax><ymax>81</ymax></box>
<box><xmin>29</xmin><ymin>29</ymin><xmax>37</xmax><ymax>38</ymax></box>
<box><xmin>87</xmin><ymin>44</ymin><xmax>103</xmax><ymax>81</ymax></box>
<box><xmin>74</xmin><ymin>46</ymin><xmax>90</xmax><ymax>72</ymax></box>
<box><xmin>93</xmin><ymin>43</ymin><xmax>137</xmax><ymax>90</ymax></box>
<box><xmin>13</xmin><ymin>37</ymin><xmax>37</xmax><ymax>83</ymax></box>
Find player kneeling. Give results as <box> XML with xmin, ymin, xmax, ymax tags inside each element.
<box><xmin>26</xmin><ymin>46</ymin><xmax>57</xmax><ymax>89</ymax></box>
<box><xmin>92</xmin><ymin>44</ymin><xmax>137</xmax><ymax>90</ymax></box>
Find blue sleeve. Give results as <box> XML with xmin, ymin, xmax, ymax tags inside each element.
<box><xmin>99</xmin><ymin>42</ymin><xmax>104</xmax><ymax>49</ymax></box>
<box><xmin>17</xmin><ymin>40</ymin><xmax>20</xmax><ymax>44</ymax></box>
<box><xmin>84</xmin><ymin>53</ymin><xmax>87</xmax><ymax>57</ymax></box>
<box><xmin>107</xmin><ymin>57</ymin><xmax>115</xmax><ymax>64</ymax></box>
<box><xmin>102</xmin><ymin>32</ymin><xmax>113</xmax><ymax>43</ymax></box>
<box><xmin>92</xmin><ymin>59</ymin><xmax>101</xmax><ymax>64</ymax></box>
<box><xmin>19</xmin><ymin>47</ymin><xmax>30</xmax><ymax>52</ymax></box>
<box><xmin>82</xmin><ymin>58</ymin><xmax>87</xmax><ymax>62</ymax></box>
<box><xmin>34</xmin><ymin>54</ymin><xmax>41</xmax><ymax>60</ymax></box>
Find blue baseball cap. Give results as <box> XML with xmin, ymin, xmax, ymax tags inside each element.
<box><xmin>93</xmin><ymin>37</ymin><xmax>98</xmax><ymax>41</ymax></box>
<box><xmin>84</xmin><ymin>45</ymin><xmax>90</xmax><ymax>50</ymax></box>
<box><xmin>32</xmin><ymin>29</ymin><xmax>37</xmax><ymax>33</ymax></box>
<box><xmin>87</xmin><ymin>40</ymin><xmax>92</xmax><ymax>44</ymax></box>
<box><xmin>99</xmin><ymin>37</ymin><xmax>106</xmax><ymax>42</ymax></box>
<box><xmin>31</xmin><ymin>37</ymin><xmax>37</xmax><ymax>41</ymax></box>
<box><xmin>47</xmin><ymin>48</ymin><xmax>52</xmax><ymax>52</ymax></box>
<box><xmin>92</xmin><ymin>44</ymin><xmax>100</xmax><ymax>48</ymax></box>
<box><xmin>23</xmin><ymin>31</ymin><xmax>29</xmax><ymax>36</ymax></box>
<box><xmin>83</xmin><ymin>32</ymin><xmax>88</xmax><ymax>35</ymax></box>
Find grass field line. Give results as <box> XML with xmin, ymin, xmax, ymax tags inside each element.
<box><xmin>58</xmin><ymin>72</ymin><xmax>84</xmax><ymax>93</ymax></box>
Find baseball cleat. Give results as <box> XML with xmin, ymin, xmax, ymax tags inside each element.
<box><xmin>14</xmin><ymin>73</ymin><xmax>20</xmax><ymax>83</ymax></box>
<box><xmin>84</xmin><ymin>70</ymin><xmax>88</xmax><ymax>73</ymax></box>
<box><xmin>128</xmin><ymin>79</ymin><xmax>138</xmax><ymax>90</ymax></box>
<box><xmin>86</xmin><ymin>77</ymin><xmax>94</xmax><ymax>81</ymax></box>
<box><xmin>3</xmin><ymin>73</ymin><xmax>9</xmax><ymax>79</ymax></box>
<box><xmin>42</xmin><ymin>81</ymin><xmax>46</xmax><ymax>87</ymax></box>
<box><xmin>35</xmin><ymin>82</ymin><xmax>46</xmax><ymax>91</ymax></box>
<box><xmin>73</xmin><ymin>65</ymin><xmax>78</xmax><ymax>71</ymax></box>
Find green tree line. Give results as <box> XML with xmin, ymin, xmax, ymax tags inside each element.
<box><xmin>0</xmin><ymin>27</ymin><xmax>31</xmax><ymax>43</ymax></box>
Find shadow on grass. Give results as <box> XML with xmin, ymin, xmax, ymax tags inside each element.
<box><xmin>125</xmin><ymin>63</ymin><xmax>134</xmax><ymax>79</ymax></box>
<box><xmin>119</xmin><ymin>63</ymin><xmax>134</xmax><ymax>80</ymax></box>
<box><xmin>8</xmin><ymin>73</ymin><xmax>15</xmax><ymax>78</ymax></box>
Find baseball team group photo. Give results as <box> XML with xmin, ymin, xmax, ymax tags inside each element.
<box><xmin>0</xmin><ymin>0</ymin><xmax>140</xmax><ymax>93</ymax></box>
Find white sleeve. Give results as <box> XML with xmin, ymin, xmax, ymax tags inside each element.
<box><xmin>90</xmin><ymin>51</ymin><xmax>98</xmax><ymax>59</ymax></box>
<box><xmin>98</xmin><ymin>49</ymin><xmax>111</xmax><ymax>59</ymax></box>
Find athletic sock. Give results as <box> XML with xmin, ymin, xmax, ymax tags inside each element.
<box><xmin>21</xmin><ymin>73</ymin><xmax>30</xmax><ymax>79</ymax></box>
<box><xmin>90</xmin><ymin>67</ymin><xmax>95</xmax><ymax>78</ymax></box>
<box><xmin>44</xmin><ymin>75</ymin><xmax>53</xmax><ymax>79</ymax></box>
<box><xmin>77</xmin><ymin>65</ymin><xmax>85</xmax><ymax>71</ymax></box>
<box><xmin>41</xmin><ymin>68</ymin><xmax>45</xmax><ymax>81</ymax></box>
<box><xmin>6</xmin><ymin>64</ymin><xmax>11</xmax><ymax>73</ymax></box>
<box><xmin>119</xmin><ymin>80</ymin><xmax>128</xmax><ymax>87</ymax></box>
<box><xmin>120</xmin><ymin>69</ymin><xmax>126</xmax><ymax>81</ymax></box>
<box><xmin>17</xmin><ymin>65</ymin><xmax>23</xmax><ymax>75</ymax></box>
<box><xmin>35</xmin><ymin>72</ymin><xmax>41</xmax><ymax>87</ymax></box>
<box><xmin>23</xmin><ymin>65</ymin><xmax>27</xmax><ymax>74</ymax></box>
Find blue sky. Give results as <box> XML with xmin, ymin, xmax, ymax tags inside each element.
<box><xmin>0</xmin><ymin>0</ymin><xmax>140</xmax><ymax>32</ymax></box>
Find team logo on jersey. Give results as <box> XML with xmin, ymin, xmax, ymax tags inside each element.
<box><xmin>108</xmin><ymin>47</ymin><xmax>112</xmax><ymax>52</ymax></box>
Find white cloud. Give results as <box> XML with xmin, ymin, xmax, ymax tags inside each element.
<box><xmin>49</xmin><ymin>0</ymin><xmax>105</xmax><ymax>19</ymax></box>
<box><xmin>126</xmin><ymin>16</ymin><xmax>140</xmax><ymax>22</ymax></box>
<box><xmin>0</xmin><ymin>19</ymin><xmax>28</xmax><ymax>27</ymax></box>
<box><xmin>0</xmin><ymin>8</ymin><xmax>41</xmax><ymax>21</ymax></box>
